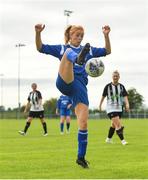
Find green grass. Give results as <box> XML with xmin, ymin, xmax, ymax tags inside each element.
<box><xmin>0</xmin><ymin>118</ymin><xmax>148</xmax><ymax>179</ymax></box>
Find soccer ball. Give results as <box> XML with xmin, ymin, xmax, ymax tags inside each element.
<box><xmin>85</xmin><ymin>58</ymin><xmax>105</xmax><ymax>77</ymax></box>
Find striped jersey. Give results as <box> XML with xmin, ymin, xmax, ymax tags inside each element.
<box><xmin>102</xmin><ymin>83</ymin><xmax>128</xmax><ymax>113</ymax></box>
<box><xmin>27</xmin><ymin>90</ymin><xmax>44</xmax><ymax>111</ymax></box>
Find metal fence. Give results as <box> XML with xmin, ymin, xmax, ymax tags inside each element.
<box><xmin>0</xmin><ymin>109</ymin><xmax>148</xmax><ymax>120</ymax></box>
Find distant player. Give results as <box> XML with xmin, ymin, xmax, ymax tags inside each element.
<box><xmin>18</xmin><ymin>83</ymin><xmax>48</xmax><ymax>136</ymax></box>
<box><xmin>99</xmin><ymin>70</ymin><xmax>129</xmax><ymax>145</ymax></box>
<box><xmin>56</xmin><ymin>95</ymin><xmax>72</xmax><ymax>134</ymax></box>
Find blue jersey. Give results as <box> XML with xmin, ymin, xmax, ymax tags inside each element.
<box><xmin>57</xmin><ymin>95</ymin><xmax>72</xmax><ymax>110</ymax></box>
<box><xmin>40</xmin><ymin>44</ymin><xmax>106</xmax><ymax>85</ymax></box>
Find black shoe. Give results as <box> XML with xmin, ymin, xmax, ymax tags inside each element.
<box><xmin>76</xmin><ymin>158</ymin><xmax>89</xmax><ymax>168</ymax></box>
<box><xmin>76</xmin><ymin>43</ymin><xmax>90</xmax><ymax>65</ymax></box>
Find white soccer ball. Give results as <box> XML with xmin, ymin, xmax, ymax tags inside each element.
<box><xmin>85</xmin><ymin>58</ymin><xmax>105</xmax><ymax>77</ymax></box>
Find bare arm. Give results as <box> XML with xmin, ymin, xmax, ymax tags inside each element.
<box><xmin>124</xmin><ymin>96</ymin><xmax>130</xmax><ymax>112</ymax></box>
<box><xmin>24</xmin><ymin>101</ymin><xmax>30</xmax><ymax>113</ymax></box>
<box><xmin>56</xmin><ymin>108</ymin><xmax>59</xmax><ymax>115</ymax></box>
<box><xmin>102</xmin><ymin>25</ymin><xmax>111</xmax><ymax>55</ymax></box>
<box><xmin>35</xmin><ymin>24</ymin><xmax>45</xmax><ymax>51</ymax></box>
<box><xmin>99</xmin><ymin>96</ymin><xmax>106</xmax><ymax>111</ymax></box>
<box><xmin>38</xmin><ymin>99</ymin><xmax>42</xmax><ymax>107</ymax></box>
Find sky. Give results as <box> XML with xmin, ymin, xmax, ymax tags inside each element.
<box><xmin>0</xmin><ymin>0</ymin><xmax>148</xmax><ymax>109</ymax></box>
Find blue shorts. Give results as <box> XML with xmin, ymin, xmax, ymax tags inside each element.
<box><xmin>56</xmin><ymin>74</ymin><xmax>89</xmax><ymax>108</ymax></box>
<box><xmin>60</xmin><ymin>108</ymin><xmax>71</xmax><ymax>116</ymax></box>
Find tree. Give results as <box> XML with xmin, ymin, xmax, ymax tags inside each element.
<box><xmin>0</xmin><ymin>106</ymin><xmax>5</xmax><ymax>111</ymax></box>
<box><xmin>127</xmin><ymin>88</ymin><xmax>144</xmax><ymax>110</ymax></box>
<box><xmin>43</xmin><ymin>98</ymin><xmax>57</xmax><ymax>115</ymax></box>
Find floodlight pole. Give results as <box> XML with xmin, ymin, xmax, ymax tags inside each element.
<box><xmin>15</xmin><ymin>43</ymin><xmax>25</xmax><ymax>119</ymax></box>
<box><xmin>0</xmin><ymin>74</ymin><xmax>4</xmax><ymax>119</ymax></box>
<box><xmin>64</xmin><ymin>10</ymin><xmax>73</xmax><ymax>26</ymax></box>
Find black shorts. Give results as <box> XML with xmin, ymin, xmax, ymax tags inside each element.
<box><xmin>29</xmin><ymin>111</ymin><xmax>44</xmax><ymax>118</ymax></box>
<box><xmin>107</xmin><ymin>112</ymin><xmax>123</xmax><ymax>120</ymax></box>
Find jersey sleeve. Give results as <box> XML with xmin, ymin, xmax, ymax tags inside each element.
<box><xmin>37</xmin><ymin>91</ymin><xmax>42</xmax><ymax>99</ymax></box>
<box><xmin>91</xmin><ymin>47</ymin><xmax>107</xmax><ymax>57</ymax></box>
<box><xmin>122</xmin><ymin>85</ymin><xmax>128</xmax><ymax>97</ymax></box>
<box><xmin>39</xmin><ymin>44</ymin><xmax>62</xmax><ymax>58</ymax></box>
<box><xmin>27</xmin><ymin>93</ymin><xmax>31</xmax><ymax>101</ymax></box>
<box><xmin>102</xmin><ymin>85</ymin><xmax>108</xmax><ymax>97</ymax></box>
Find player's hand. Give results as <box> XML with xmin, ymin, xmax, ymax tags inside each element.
<box><xmin>56</xmin><ymin>109</ymin><xmax>59</xmax><ymax>115</ymax></box>
<box><xmin>35</xmin><ymin>105</ymin><xmax>40</xmax><ymax>110</ymax></box>
<box><xmin>56</xmin><ymin>112</ymin><xmax>59</xmax><ymax>115</ymax></box>
<box><xmin>125</xmin><ymin>105</ymin><xmax>130</xmax><ymax>112</ymax></box>
<box><xmin>67</xmin><ymin>104</ymin><xmax>72</xmax><ymax>109</ymax></box>
<box><xmin>102</xmin><ymin>25</ymin><xmax>110</xmax><ymax>35</ymax></box>
<box><xmin>35</xmin><ymin>24</ymin><xmax>45</xmax><ymax>33</ymax></box>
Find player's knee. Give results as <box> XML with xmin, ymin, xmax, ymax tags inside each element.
<box><xmin>41</xmin><ymin>120</ymin><xmax>45</xmax><ymax>124</ymax></box>
<box><xmin>27</xmin><ymin>119</ymin><xmax>32</xmax><ymax>123</ymax></box>
<box><xmin>79</xmin><ymin>120</ymin><xmax>87</xmax><ymax>129</ymax></box>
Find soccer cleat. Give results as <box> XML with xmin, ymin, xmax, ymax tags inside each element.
<box><xmin>43</xmin><ymin>133</ymin><xmax>48</xmax><ymax>136</ymax></box>
<box><xmin>121</xmin><ymin>140</ymin><xmax>128</xmax><ymax>145</ymax></box>
<box><xmin>76</xmin><ymin>158</ymin><xmax>89</xmax><ymax>168</ymax></box>
<box><xmin>76</xmin><ymin>43</ymin><xmax>90</xmax><ymax>65</ymax></box>
<box><xmin>105</xmin><ymin>137</ymin><xmax>113</xmax><ymax>144</ymax></box>
<box><xmin>60</xmin><ymin>132</ymin><xmax>64</xmax><ymax>135</ymax></box>
<box><xmin>18</xmin><ymin>131</ymin><xmax>26</xmax><ymax>136</ymax></box>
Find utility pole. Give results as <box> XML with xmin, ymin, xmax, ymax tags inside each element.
<box><xmin>15</xmin><ymin>43</ymin><xmax>26</xmax><ymax>119</ymax></box>
<box><xmin>64</xmin><ymin>10</ymin><xmax>73</xmax><ymax>26</ymax></box>
<box><xmin>0</xmin><ymin>74</ymin><xmax>4</xmax><ymax>119</ymax></box>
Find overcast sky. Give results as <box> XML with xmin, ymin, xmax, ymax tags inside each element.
<box><xmin>0</xmin><ymin>0</ymin><xmax>148</xmax><ymax>109</ymax></box>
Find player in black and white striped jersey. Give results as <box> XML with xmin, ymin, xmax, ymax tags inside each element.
<box><xmin>99</xmin><ymin>70</ymin><xmax>129</xmax><ymax>145</ymax></box>
<box><xmin>18</xmin><ymin>83</ymin><xmax>48</xmax><ymax>136</ymax></box>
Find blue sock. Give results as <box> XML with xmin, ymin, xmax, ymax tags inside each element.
<box><xmin>78</xmin><ymin>130</ymin><xmax>88</xmax><ymax>159</ymax></box>
<box><xmin>65</xmin><ymin>49</ymin><xmax>78</xmax><ymax>63</ymax></box>
<box><xmin>60</xmin><ymin>123</ymin><xmax>64</xmax><ymax>132</ymax></box>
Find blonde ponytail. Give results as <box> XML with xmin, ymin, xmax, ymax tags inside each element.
<box><xmin>64</xmin><ymin>25</ymin><xmax>72</xmax><ymax>44</ymax></box>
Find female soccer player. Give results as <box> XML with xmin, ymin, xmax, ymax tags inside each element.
<box><xmin>99</xmin><ymin>70</ymin><xmax>129</xmax><ymax>145</ymax></box>
<box><xmin>56</xmin><ymin>95</ymin><xmax>72</xmax><ymax>134</ymax></box>
<box><xmin>18</xmin><ymin>83</ymin><xmax>48</xmax><ymax>136</ymax></box>
<box><xmin>35</xmin><ymin>24</ymin><xmax>111</xmax><ymax>168</ymax></box>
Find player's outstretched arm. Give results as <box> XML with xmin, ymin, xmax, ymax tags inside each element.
<box><xmin>35</xmin><ymin>24</ymin><xmax>45</xmax><ymax>51</ymax></box>
<box><xmin>102</xmin><ymin>25</ymin><xmax>111</xmax><ymax>55</ymax></box>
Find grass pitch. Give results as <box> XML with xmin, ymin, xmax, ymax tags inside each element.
<box><xmin>0</xmin><ymin>118</ymin><xmax>148</xmax><ymax>179</ymax></box>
